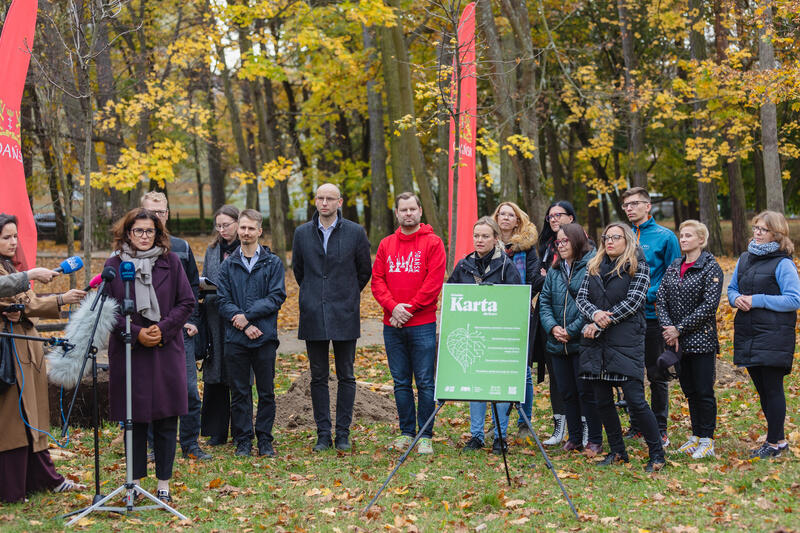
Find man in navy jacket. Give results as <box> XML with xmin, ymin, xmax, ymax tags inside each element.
<box><xmin>292</xmin><ymin>184</ymin><xmax>372</xmax><ymax>452</ymax></box>
<box><xmin>218</xmin><ymin>209</ymin><xmax>286</xmax><ymax>458</ymax></box>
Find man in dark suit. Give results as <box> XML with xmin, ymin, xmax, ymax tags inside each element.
<box><xmin>291</xmin><ymin>183</ymin><xmax>372</xmax><ymax>452</ymax></box>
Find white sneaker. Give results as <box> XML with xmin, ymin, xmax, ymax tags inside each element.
<box><xmin>543</xmin><ymin>415</ymin><xmax>566</xmax><ymax>446</ymax></box>
<box><xmin>691</xmin><ymin>437</ymin><xmax>715</xmax><ymax>459</ymax></box>
<box><xmin>417</xmin><ymin>437</ymin><xmax>434</xmax><ymax>454</ymax></box>
<box><xmin>678</xmin><ymin>436</ymin><xmax>700</xmax><ymax>455</ymax></box>
<box><xmin>392</xmin><ymin>435</ymin><xmax>413</xmax><ymax>451</ymax></box>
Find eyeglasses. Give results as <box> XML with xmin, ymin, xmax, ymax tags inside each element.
<box><xmin>148</xmin><ymin>209</ymin><xmax>168</xmax><ymax>217</ymax></box>
<box><xmin>546</xmin><ymin>212</ymin><xmax>569</xmax><ymax>222</ymax></box>
<box><xmin>131</xmin><ymin>228</ymin><xmax>156</xmax><ymax>237</ymax></box>
<box><xmin>215</xmin><ymin>221</ymin><xmax>235</xmax><ymax>231</ymax></box>
<box><xmin>752</xmin><ymin>225</ymin><xmax>770</xmax><ymax>235</ymax></box>
<box><xmin>621</xmin><ymin>200</ymin><xmax>649</xmax><ymax>209</ymax></box>
<box><xmin>316</xmin><ymin>196</ymin><xmax>340</xmax><ymax>203</ymax></box>
<box><xmin>601</xmin><ymin>234</ymin><xmax>625</xmax><ymax>242</ymax></box>
<box><xmin>555</xmin><ymin>238</ymin><xmax>570</xmax><ymax>247</ymax></box>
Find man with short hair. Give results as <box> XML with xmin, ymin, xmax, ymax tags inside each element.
<box><xmin>371</xmin><ymin>192</ymin><xmax>446</xmax><ymax>455</ymax></box>
<box><xmin>217</xmin><ymin>209</ymin><xmax>286</xmax><ymax>457</ymax></box>
<box><xmin>621</xmin><ymin>187</ymin><xmax>681</xmax><ymax>445</ymax></box>
<box><xmin>292</xmin><ymin>184</ymin><xmax>372</xmax><ymax>452</ymax></box>
<box><xmin>141</xmin><ymin>192</ymin><xmax>211</xmax><ymax>461</ymax></box>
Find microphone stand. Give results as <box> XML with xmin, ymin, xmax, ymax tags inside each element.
<box><xmin>65</xmin><ymin>269</ymin><xmax>187</xmax><ymax>526</ymax></box>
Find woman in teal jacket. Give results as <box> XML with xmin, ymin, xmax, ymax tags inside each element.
<box><xmin>539</xmin><ymin>223</ymin><xmax>602</xmax><ymax>454</ymax></box>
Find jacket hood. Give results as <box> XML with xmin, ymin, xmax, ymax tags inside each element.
<box><xmin>395</xmin><ymin>223</ymin><xmax>434</xmax><ymax>241</ymax></box>
<box><xmin>505</xmin><ymin>223</ymin><xmax>538</xmax><ymax>253</ymax></box>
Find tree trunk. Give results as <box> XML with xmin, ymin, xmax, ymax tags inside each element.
<box><xmin>30</xmin><ymin>91</ymin><xmax>67</xmax><ymax>244</ymax></box>
<box><xmin>617</xmin><ymin>0</ymin><xmax>646</xmax><ymax>187</ymax></box>
<box><xmin>753</xmin><ymin>148</ymin><xmax>767</xmax><ymax>211</ymax></box>
<box><xmin>545</xmin><ymin>118</ymin><xmax>570</xmax><ymax>202</ymax></box>
<box><xmin>363</xmin><ymin>25</ymin><xmax>390</xmax><ymax>250</ymax></box>
<box><xmin>757</xmin><ymin>1</ymin><xmax>783</xmax><ymax>212</ymax></box>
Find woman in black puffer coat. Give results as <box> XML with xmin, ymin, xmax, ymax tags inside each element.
<box><xmin>656</xmin><ymin>220</ymin><xmax>723</xmax><ymax>460</ymax></box>
<box><xmin>576</xmin><ymin>222</ymin><xmax>665</xmax><ymax>472</ymax></box>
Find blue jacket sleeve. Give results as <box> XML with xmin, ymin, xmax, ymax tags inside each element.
<box><xmin>727</xmin><ymin>260</ymin><xmax>742</xmax><ymax>306</ymax></box>
<box><xmin>648</xmin><ymin>231</ymin><xmax>681</xmax><ymax>304</ymax></box>
<box><xmin>538</xmin><ymin>270</ymin><xmax>557</xmax><ymax>335</ymax></box>
<box><xmin>246</xmin><ymin>259</ymin><xmax>287</xmax><ymax>320</ymax></box>
<box><xmin>751</xmin><ymin>258</ymin><xmax>800</xmax><ymax>312</ymax></box>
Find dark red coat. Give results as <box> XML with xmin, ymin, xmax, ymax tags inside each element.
<box><xmin>104</xmin><ymin>253</ymin><xmax>194</xmax><ymax>422</ymax></box>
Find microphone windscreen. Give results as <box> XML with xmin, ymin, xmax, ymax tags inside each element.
<box><xmin>87</xmin><ymin>273</ymin><xmax>103</xmax><ymax>289</ymax></box>
<box><xmin>56</xmin><ymin>256</ymin><xmax>84</xmax><ymax>274</ymax></box>
<box><xmin>101</xmin><ymin>265</ymin><xmax>117</xmax><ymax>281</ymax></box>
<box><xmin>119</xmin><ymin>261</ymin><xmax>135</xmax><ymax>281</ymax></box>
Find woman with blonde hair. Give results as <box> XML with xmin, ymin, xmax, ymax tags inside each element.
<box><xmin>491</xmin><ymin>201</ymin><xmax>538</xmax><ymax>439</ymax></box>
<box><xmin>576</xmin><ymin>222</ymin><xmax>665</xmax><ymax>471</ymax></box>
<box><xmin>655</xmin><ymin>220</ymin><xmax>723</xmax><ymax>459</ymax></box>
<box><xmin>728</xmin><ymin>210</ymin><xmax>800</xmax><ymax>459</ymax></box>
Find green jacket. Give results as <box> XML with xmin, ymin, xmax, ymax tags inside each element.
<box><xmin>538</xmin><ymin>249</ymin><xmax>596</xmax><ymax>356</ymax></box>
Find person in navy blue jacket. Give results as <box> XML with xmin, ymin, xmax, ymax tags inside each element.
<box><xmin>728</xmin><ymin>211</ymin><xmax>800</xmax><ymax>459</ymax></box>
<box><xmin>218</xmin><ymin>209</ymin><xmax>287</xmax><ymax>458</ymax></box>
<box><xmin>621</xmin><ymin>187</ymin><xmax>680</xmax><ymax>446</ymax></box>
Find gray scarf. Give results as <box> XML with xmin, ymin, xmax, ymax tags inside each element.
<box><xmin>120</xmin><ymin>244</ymin><xmax>164</xmax><ymax>322</ymax></box>
<box><xmin>747</xmin><ymin>239</ymin><xmax>780</xmax><ymax>256</ymax></box>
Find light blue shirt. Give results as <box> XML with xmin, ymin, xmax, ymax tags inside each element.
<box><xmin>318</xmin><ymin>216</ymin><xmax>338</xmax><ymax>253</ymax></box>
<box><xmin>240</xmin><ymin>246</ymin><xmax>260</xmax><ymax>273</ymax></box>
<box><xmin>727</xmin><ymin>256</ymin><xmax>800</xmax><ymax>312</ymax></box>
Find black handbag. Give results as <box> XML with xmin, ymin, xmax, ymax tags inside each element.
<box><xmin>0</xmin><ymin>324</ymin><xmax>17</xmax><ymax>393</ymax></box>
<box><xmin>194</xmin><ymin>300</ymin><xmax>213</xmax><ymax>362</ymax></box>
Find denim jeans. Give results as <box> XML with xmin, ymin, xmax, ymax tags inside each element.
<box><xmin>469</xmin><ymin>402</ymin><xmax>510</xmax><ymax>441</ymax></box>
<box><xmin>383</xmin><ymin>322</ymin><xmax>437</xmax><ymax>439</ymax></box>
<box><xmin>179</xmin><ymin>331</ymin><xmax>202</xmax><ymax>452</ymax></box>
<box><xmin>515</xmin><ymin>366</ymin><xmax>534</xmax><ymax>428</ymax></box>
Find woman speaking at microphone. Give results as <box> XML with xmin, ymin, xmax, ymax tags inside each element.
<box><xmin>104</xmin><ymin>208</ymin><xmax>194</xmax><ymax>504</ymax></box>
<box><xmin>0</xmin><ymin>213</ymin><xmax>87</xmax><ymax>502</ymax></box>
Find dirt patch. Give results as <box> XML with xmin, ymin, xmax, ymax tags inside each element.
<box><xmin>275</xmin><ymin>370</ymin><xmax>398</xmax><ymax>430</ymax></box>
<box><xmin>715</xmin><ymin>356</ymin><xmax>748</xmax><ymax>387</ymax></box>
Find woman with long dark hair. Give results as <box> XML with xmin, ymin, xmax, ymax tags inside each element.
<box><xmin>0</xmin><ymin>214</ymin><xmax>87</xmax><ymax>502</ymax></box>
<box><xmin>104</xmin><ymin>209</ymin><xmax>194</xmax><ymax>503</ymax></box>
<box><xmin>728</xmin><ymin>211</ymin><xmax>800</xmax><ymax>458</ymax></box>
<box><xmin>200</xmin><ymin>205</ymin><xmax>240</xmax><ymax>445</ymax></box>
<box><xmin>534</xmin><ymin>201</ymin><xmax>577</xmax><ymax>445</ymax></box>
<box><xmin>576</xmin><ymin>222</ymin><xmax>665</xmax><ymax>471</ymax></box>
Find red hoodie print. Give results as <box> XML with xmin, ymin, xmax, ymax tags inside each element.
<box><xmin>371</xmin><ymin>224</ymin><xmax>447</xmax><ymax>327</ymax></box>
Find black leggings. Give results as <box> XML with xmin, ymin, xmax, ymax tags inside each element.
<box><xmin>747</xmin><ymin>366</ymin><xmax>787</xmax><ymax>443</ymax></box>
<box><xmin>678</xmin><ymin>353</ymin><xmax>717</xmax><ymax>439</ymax></box>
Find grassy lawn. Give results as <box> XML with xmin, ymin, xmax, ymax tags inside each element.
<box><xmin>1</xmin><ymin>337</ymin><xmax>799</xmax><ymax>532</ymax></box>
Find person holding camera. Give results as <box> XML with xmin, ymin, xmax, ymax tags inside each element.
<box><xmin>655</xmin><ymin>220</ymin><xmax>723</xmax><ymax>459</ymax></box>
<box><xmin>0</xmin><ymin>213</ymin><xmax>87</xmax><ymax>502</ymax></box>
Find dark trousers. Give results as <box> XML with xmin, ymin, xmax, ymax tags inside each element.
<box><xmin>132</xmin><ymin>416</ymin><xmax>178</xmax><ymax>480</ymax></box>
<box><xmin>630</xmin><ymin>319</ymin><xmax>669</xmax><ymax>433</ymax></box>
<box><xmin>592</xmin><ymin>378</ymin><xmax>664</xmax><ymax>460</ymax></box>
<box><xmin>0</xmin><ymin>437</ymin><xmax>63</xmax><ymax>503</ymax></box>
<box><xmin>201</xmin><ymin>382</ymin><xmax>232</xmax><ymax>443</ymax></box>
<box><xmin>227</xmin><ymin>341</ymin><xmax>277</xmax><ymax>445</ymax></box>
<box><xmin>551</xmin><ymin>353</ymin><xmax>602</xmax><ymax>445</ymax></box>
<box><xmin>747</xmin><ymin>366</ymin><xmax>787</xmax><ymax>443</ymax></box>
<box><xmin>306</xmin><ymin>339</ymin><xmax>356</xmax><ymax>438</ymax></box>
<box><xmin>179</xmin><ymin>331</ymin><xmax>202</xmax><ymax>452</ymax></box>
<box><xmin>678</xmin><ymin>353</ymin><xmax>717</xmax><ymax>438</ymax></box>
<box><xmin>543</xmin><ymin>351</ymin><xmax>566</xmax><ymax>416</ymax></box>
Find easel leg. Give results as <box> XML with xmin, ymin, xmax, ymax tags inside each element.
<box><xmin>362</xmin><ymin>400</ymin><xmax>446</xmax><ymax>514</ymax></box>
<box><xmin>515</xmin><ymin>404</ymin><xmax>580</xmax><ymax>520</ymax></box>
<box><xmin>491</xmin><ymin>402</ymin><xmax>511</xmax><ymax>486</ymax></box>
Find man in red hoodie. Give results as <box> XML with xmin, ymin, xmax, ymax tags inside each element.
<box><xmin>372</xmin><ymin>192</ymin><xmax>447</xmax><ymax>455</ymax></box>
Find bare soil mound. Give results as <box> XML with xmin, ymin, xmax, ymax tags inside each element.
<box><xmin>715</xmin><ymin>356</ymin><xmax>748</xmax><ymax>387</ymax></box>
<box><xmin>275</xmin><ymin>371</ymin><xmax>397</xmax><ymax>430</ymax></box>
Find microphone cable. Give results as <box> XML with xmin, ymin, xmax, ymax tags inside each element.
<box><xmin>8</xmin><ymin>322</ymin><xmax>70</xmax><ymax>449</ymax></box>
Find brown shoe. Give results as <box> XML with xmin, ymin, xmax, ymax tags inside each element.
<box><xmin>562</xmin><ymin>440</ymin><xmax>583</xmax><ymax>452</ymax></box>
<box><xmin>584</xmin><ymin>442</ymin><xmax>603</xmax><ymax>457</ymax></box>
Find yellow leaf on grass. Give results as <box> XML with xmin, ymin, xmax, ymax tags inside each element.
<box><xmin>208</xmin><ymin>478</ymin><xmax>223</xmax><ymax>489</ymax></box>
<box><xmin>505</xmin><ymin>499</ymin><xmax>525</xmax><ymax>508</ymax></box>
<box><xmin>509</xmin><ymin>517</ymin><xmax>530</xmax><ymax>525</ymax></box>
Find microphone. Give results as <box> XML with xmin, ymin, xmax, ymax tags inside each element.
<box><xmin>90</xmin><ymin>266</ymin><xmax>117</xmax><ymax>311</ymax></box>
<box><xmin>119</xmin><ymin>261</ymin><xmax>135</xmax><ymax>282</ymax></box>
<box><xmin>83</xmin><ymin>273</ymin><xmax>103</xmax><ymax>292</ymax></box>
<box><xmin>54</xmin><ymin>256</ymin><xmax>84</xmax><ymax>274</ymax></box>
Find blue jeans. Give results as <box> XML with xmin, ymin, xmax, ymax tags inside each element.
<box><xmin>383</xmin><ymin>323</ymin><xmax>437</xmax><ymax>439</ymax></box>
<box><xmin>516</xmin><ymin>366</ymin><xmax>533</xmax><ymax>428</ymax></box>
<box><xmin>179</xmin><ymin>330</ymin><xmax>202</xmax><ymax>452</ymax></box>
<box><xmin>470</xmin><ymin>402</ymin><xmax>510</xmax><ymax>441</ymax></box>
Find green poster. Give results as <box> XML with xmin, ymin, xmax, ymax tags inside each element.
<box><xmin>434</xmin><ymin>283</ymin><xmax>531</xmax><ymax>402</ymax></box>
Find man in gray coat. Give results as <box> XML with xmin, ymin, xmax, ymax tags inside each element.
<box><xmin>292</xmin><ymin>183</ymin><xmax>372</xmax><ymax>452</ymax></box>
<box><xmin>0</xmin><ymin>268</ymin><xmax>59</xmax><ymax>297</ymax></box>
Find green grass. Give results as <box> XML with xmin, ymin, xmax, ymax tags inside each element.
<box><xmin>2</xmin><ymin>344</ymin><xmax>799</xmax><ymax>532</ymax></box>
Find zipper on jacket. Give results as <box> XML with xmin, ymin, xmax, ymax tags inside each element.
<box><xmin>562</xmin><ymin>267</ymin><xmax>573</xmax><ymax>356</ymax></box>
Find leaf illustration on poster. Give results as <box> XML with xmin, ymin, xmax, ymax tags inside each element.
<box><xmin>445</xmin><ymin>324</ymin><xmax>485</xmax><ymax>373</ymax></box>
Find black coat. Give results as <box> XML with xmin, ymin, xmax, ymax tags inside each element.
<box><xmin>170</xmin><ymin>235</ymin><xmax>200</xmax><ymax>326</ymax></box>
<box><xmin>291</xmin><ymin>212</ymin><xmax>372</xmax><ymax>340</ymax></box>
<box><xmin>655</xmin><ymin>251</ymin><xmax>723</xmax><ymax>355</ymax></box>
<box><xmin>218</xmin><ymin>245</ymin><xmax>286</xmax><ymax>348</ymax></box>
<box><xmin>448</xmin><ymin>246</ymin><xmax>522</xmax><ymax>285</ymax></box>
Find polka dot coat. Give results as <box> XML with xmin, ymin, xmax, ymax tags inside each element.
<box><xmin>655</xmin><ymin>250</ymin><xmax>724</xmax><ymax>355</ymax></box>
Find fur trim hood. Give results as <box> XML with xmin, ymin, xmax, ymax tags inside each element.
<box><xmin>505</xmin><ymin>222</ymin><xmax>538</xmax><ymax>253</ymax></box>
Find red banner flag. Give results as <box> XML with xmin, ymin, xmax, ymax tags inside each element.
<box><xmin>0</xmin><ymin>0</ymin><xmax>39</xmax><ymax>270</ymax></box>
<box><xmin>447</xmin><ymin>2</ymin><xmax>478</xmax><ymax>264</ymax></box>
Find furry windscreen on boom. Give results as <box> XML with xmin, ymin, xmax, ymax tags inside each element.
<box><xmin>46</xmin><ymin>294</ymin><xmax>119</xmax><ymax>389</ymax></box>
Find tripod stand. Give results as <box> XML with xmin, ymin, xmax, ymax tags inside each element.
<box><xmin>65</xmin><ymin>264</ymin><xmax>186</xmax><ymax>526</ymax></box>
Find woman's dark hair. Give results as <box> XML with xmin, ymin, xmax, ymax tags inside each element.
<box><xmin>0</xmin><ymin>213</ymin><xmax>19</xmax><ymax>267</ymax></box>
<box><xmin>212</xmin><ymin>204</ymin><xmax>240</xmax><ymax>246</ymax></box>
<box><xmin>555</xmin><ymin>223</ymin><xmax>592</xmax><ymax>266</ymax></box>
<box><xmin>112</xmin><ymin>208</ymin><xmax>171</xmax><ymax>254</ymax></box>
<box><xmin>537</xmin><ymin>201</ymin><xmax>578</xmax><ymax>258</ymax></box>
